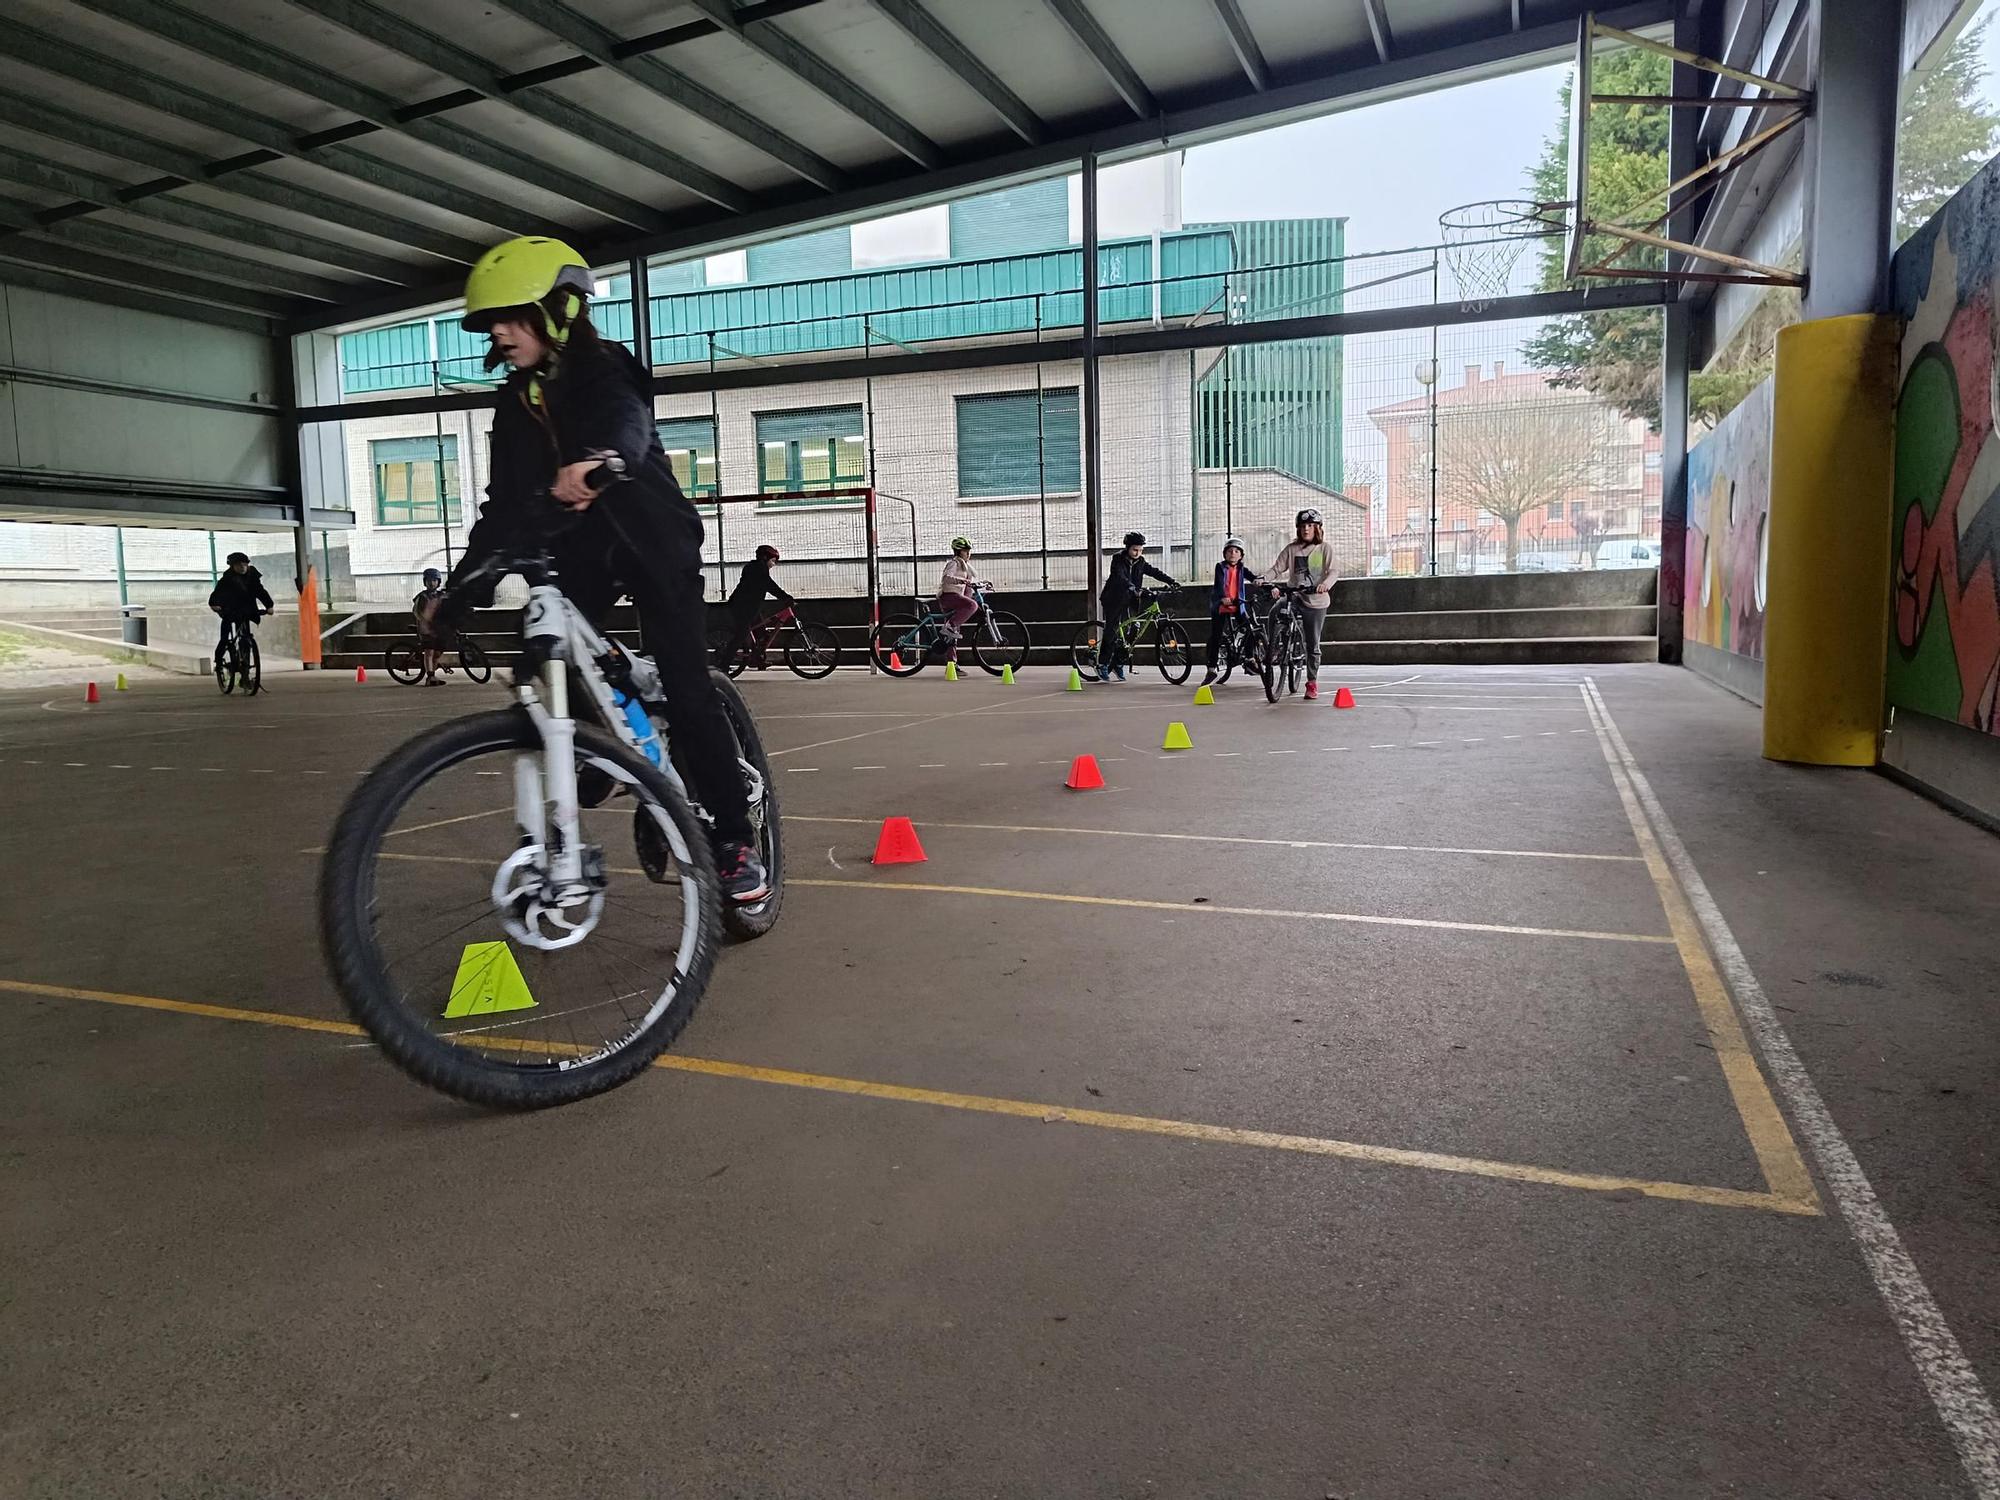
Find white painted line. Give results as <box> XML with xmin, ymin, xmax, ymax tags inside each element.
<box><xmin>1036</xmin><ymin>759</ymin><xmax>1067</xmax><ymax>765</ymax></box>
<box><xmin>978</xmin><ymin>761</ymin><xmax>1009</xmax><ymax>767</ymax></box>
<box><xmin>1461</xmin><ymin>738</ymin><xmax>1484</xmax><ymax>743</ymax></box>
<box><xmin>1502</xmin><ymin>735</ymin><xmax>1522</xmax><ymax>740</ymax></box>
<box><xmin>475</xmin><ymin>770</ymin><xmax>502</xmax><ymax>777</ymax></box>
<box><xmin>1214</xmin><ymin>752</ymin><xmax>1242</xmax><ymax>758</ymax></box>
<box><xmin>1538</xmin><ymin>732</ymin><xmax>1558</xmax><ymax>737</ymax></box>
<box><xmin>1102</xmin><ymin>756</ymin><xmax>1126</xmax><ymax>762</ymax></box>
<box><xmin>918</xmin><ymin>763</ymin><xmax>947</xmax><ymax>768</ymax></box>
<box><xmin>1582</xmin><ymin>678</ymin><xmax>2000</xmax><ymax>1496</ymax></box>
<box><xmin>852</xmin><ymin>764</ymin><xmax>885</xmax><ymax>770</ymax></box>
<box><xmin>303</xmin><ymin>769</ymin><xmax>328</xmax><ymax>776</ymax></box>
<box><xmin>250</xmin><ymin>768</ymin><xmax>274</xmax><ymax>774</ymax></box>
<box><xmin>1266</xmin><ymin>749</ymin><xmax>1296</xmax><ymax>755</ymax></box>
<box><xmin>1321</xmin><ymin>746</ymin><xmax>1349</xmax><ymax>752</ymax></box>
<box><xmin>109</xmin><ymin>763</ymin><xmax>132</xmax><ymax>769</ymax></box>
<box><xmin>63</xmin><ymin>761</ymin><xmax>85</xmax><ymax>767</ymax></box>
<box><xmin>150</xmin><ymin>765</ymin><xmax>173</xmax><ymax>771</ymax></box>
<box><xmin>1571</xmin><ymin>728</ymin><xmax>1590</xmax><ymax>734</ymax></box>
<box><xmin>1412</xmin><ymin>740</ymin><xmax>1442</xmax><ymax>747</ymax></box>
<box><xmin>201</xmin><ymin>767</ymin><xmax>225</xmax><ymax>773</ymax></box>
<box><xmin>789</xmin><ymin>766</ymin><xmax>819</xmax><ymax>772</ymax></box>
<box><xmin>1370</xmin><ymin>744</ymin><xmax>1397</xmax><ymax>749</ymax></box>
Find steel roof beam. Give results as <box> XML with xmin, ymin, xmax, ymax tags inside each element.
<box><xmin>685</xmin><ymin>0</ymin><xmax>944</xmax><ymax>169</ymax></box>
<box><xmin>1362</xmin><ymin>0</ymin><xmax>1393</xmax><ymax>63</ymax></box>
<box><xmin>0</xmin><ymin>259</ymin><xmax>273</xmax><ymax>333</ymax></box>
<box><xmin>66</xmin><ymin>0</ymin><xmax>669</xmax><ymax>235</ymax></box>
<box><xmin>1038</xmin><ymin>0</ymin><xmax>1158</xmax><ymax>117</ymax></box>
<box><xmin>0</xmin><ymin>15</ymin><xmax>547</xmax><ymax>238</ymax></box>
<box><xmin>0</xmin><ymin>88</ymin><xmax>484</xmax><ymax>268</ymax></box>
<box><xmin>863</xmin><ymin>0</ymin><xmax>1046</xmax><ymax>143</ymax></box>
<box><xmin>1208</xmin><ymin>0</ymin><xmax>1272</xmax><ymax>91</ymax></box>
<box><xmin>285</xmin><ymin>0</ymin><xmax>753</xmax><ymax>212</ymax></box>
<box><xmin>0</xmin><ymin>225</ymin><xmax>300</xmax><ymax>316</ymax></box>
<box><xmin>0</xmin><ymin>146</ymin><xmax>420</xmax><ymax>287</ymax></box>
<box><xmin>484</xmin><ymin>0</ymin><xmax>846</xmax><ymax>189</ymax></box>
<box><xmin>0</xmin><ymin>200</ymin><xmax>340</xmax><ymax>306</ymax></box>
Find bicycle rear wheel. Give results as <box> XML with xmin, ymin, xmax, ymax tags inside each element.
<box><xmin>456</xmin><ymin>640</ymin><xmax>492</xmax><ymax>685</ymax></box>
<box><xmin>972</xmin><ymin>610</ymin><xmax>1029</xmax><ymax>676</ymax></box>
<box><xmin>214</xmin><ymin>641</ymin><xmax>234</xmax><ymax>695</ymax></box>
<box><xmin>242</xmin><ymin>634</ymin><xmax>262</xmax><ymax>696</ymax></box>
<box><xmin>386</xmin><ymin>644</ymin><xmax>426</xmax><ymax>685</ymax></box>
<box><xmin>784</xmin><ymin>618</ymin><xmax>841</xmax><ymax>679</ymax></box>
<box><xmin>1068</xmin><ymin>624</ymin><xmax>1104</xmax><ymax>681</ymax></box>
<box><xmin>320</xmin><ymin>708</ymin><xmax>719</xmax><ymax>1110</ymax></box>
<box><xmin>1156</xmin><ymin>620</ymin><xmax>1193</xmax><ymax>684</ymax></box>
<box><xmin>869</xmin><ymin>615</ymin><xmax>930</xmax><ymax>676</ymax></box>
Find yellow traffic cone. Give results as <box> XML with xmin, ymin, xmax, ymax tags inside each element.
<box><xmin>1192</xmin><ymin>684</ymin><xmax>1214</xmax><ymax>706</ymax></box>
<box><xmin>1067</xmin><ymin>668</ymin><xmax>1084</xmax><ymax>692</ymax></box>
<box><xmin>944</xmin><ymin>659</ymin><xmax>959</xmax><ymax>680</ymax></box>
<box><xmin>1162</xmin><ymin>721</ymin><xmax>1193</xmax><ymax>751</ymax></box>
<box><xmin>115</xmin><ymin>672</ymin><xmax>129</xmax><ymax>691</ymax></box>
<box><xmin>1000</xmin><ymin>663</ymin><xmax>1015</xmax><ymax>685</ymax></box>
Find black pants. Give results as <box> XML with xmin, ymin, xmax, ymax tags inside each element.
<box><xmin>1206</xmin><ymin>609</ymin><xmax>1236</xmax><ymax>670</ymax></box>
<box><xmin>1100</xmin><ymin>596</ymin><xmax>1134</xmax><ymax>668</ymax></box>
<box><xmin>558</xmin><ymin>522</ymin><xmax>754</xmax><ymax>848</ymax></box>
<box><xmin>715</xmin><ymin>601</ymin><xmax>759</xmax><ymax>672</ymax></box>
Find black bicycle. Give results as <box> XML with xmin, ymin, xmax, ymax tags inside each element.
<box><xmin>214</xmin><ymin>613</ymin><xmax>264</xmax><ymax>696</ymax></box>
<box><xmin>869</xmin><ymin>585</ymin><xmax>1030</xmax><ymax>677</ymax></box>
<box><xmin>1210</xmin><ymin>606</ymin><xmax>1267</xmax><ymax>686</ymax></box>
<box><xmin>1260</xmin><ymin>583</ymin><xmax>1312</xmax><ymax>703</ymax></box>
<box><xmin>386</xmin><ymin>635</ymin><xmax>492</xmax><ymax>686</ymax></box>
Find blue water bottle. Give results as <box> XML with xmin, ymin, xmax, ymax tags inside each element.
<box><xmin>612</xmin><ymin>689</ymin><xmax>664</xmax><ymax>769</ymax></box>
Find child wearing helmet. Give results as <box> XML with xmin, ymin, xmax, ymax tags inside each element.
<box><xmin>936</xmin><ymin>537</ymin><xmax>986</xmax><ymax>660</ymax></box>
<box><xmin>1266</xmin><ymin>508</ymin><xmax>1339</xmax><ymax>700</ymax></box>
<box><xmin>412</xmin><ymin>566</ymin><xmax>450</xmax><ymax>685</ymax></box>
<box><xmin>208</xmin><ymin>551</ymin><xmax>273</xmax><ymax>653</ymax></box>
<box><xmin>429</xmin><ymin>235</ymin><xmax>768</xmax><ymax>903</ymax></box>
<box><xmin>1098</xmin><ymin>532</ymin><xmax>1176</xmax><ymax>681</ymax></box>
<box><xmin>718</xmin><ymin>544</ymin><xmax>794</xmax><ymax>671</ymax></box>
<box><xmin>1202</xmin><ymin>537</ymin><xmax>1261</xmax><ymax>686</ymax></box>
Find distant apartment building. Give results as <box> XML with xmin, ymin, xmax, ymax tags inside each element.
<box><xmin>1367</xmin><ymin>362</ymin><xmax>1662</xmax><ymax>574</ymax></box>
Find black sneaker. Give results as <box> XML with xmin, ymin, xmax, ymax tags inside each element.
<box><xmin>716</xmin><ymin>840</ymin><xmax>771</xmax><ymax>904</ymax></box>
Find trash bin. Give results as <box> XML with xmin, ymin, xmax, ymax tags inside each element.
<box><xmin>121</xmin><ymin>606</ymin><xmax>147</xmax><ymax>645</ymax></box>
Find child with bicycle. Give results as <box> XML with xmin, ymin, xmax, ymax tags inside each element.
<box><xmin>1265</xmin><ymin>507</ymin><xmax>1339</xmax><ymax>701</ymax></box>
<box><xmin>937</xmin><ymin>536</ymin><xmax>985</xmax><ymax>662</ymax></box>
<box><xmin>423</xmin><ymin>235</ymin><xmax>768</xmax><ymax>904</ymax></box>
<box><xmin>718</xmin><ymin>544</ymin><xmax>794</xmax><ymax>672</ymax></box>
<box><xmin>1099</xmin><ymin>531</ymin><xmax>1177</xmax><ymax>681</ymax></box>
<box><xmin>208</xmin><ymin>551</ymin><xmax>273</xmax><ymax>652</ymax></box>
<box><xmin>1201</xmin><ymin>536</ymin><xmax>1261</xmax><ymax>687</ymax></box>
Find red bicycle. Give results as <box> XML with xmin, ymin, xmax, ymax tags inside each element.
<box><xmin>713</xmin><ymin>604</ymin><xmax>842</xmax><ymax>680</ymax></box>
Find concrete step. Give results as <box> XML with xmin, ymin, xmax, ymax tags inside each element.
<box><xmin>1322</xmin><ymin>637</ymin><xmax>1659</xmax><ymax>666</ymax></box>
<box><xmin>1327</xmin><ymin>605</ymin><xmax>1657</xmax><ymax>642</ymax></box>
<box><xmin>1336</xmin><ymin>567</ymin><xmax>1658</xmax><ymax>615</ymax></box>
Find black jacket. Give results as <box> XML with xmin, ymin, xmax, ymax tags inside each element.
<box><xmin>728</xmin><ymin>559</ymin><xmax>793</xmax><ymax>612</ymax></box>
<box><xmin>209</xmin><ymin>567</ymin><xmax>274</xmax><ymax>621</ymax></box>
<box><xmin>442</xmin><ymin>335</ymin><xmax>702</xmax><ymax>619</ymax></box>
<box><xmin>1101</xmin><ymin>549</ymin><xmax>1176</xmax><ymax>606</ymax></box>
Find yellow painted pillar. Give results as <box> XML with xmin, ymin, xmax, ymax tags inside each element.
<box><xmin>1763</xmin><ymin>315</ymin><xmax>1898</xmax><ymax>765</ymax></box>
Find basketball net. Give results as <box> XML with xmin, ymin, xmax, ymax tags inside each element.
<box><xmin>1438</xmin><ymin>200</ymin><xmax>1565</xmax><ymax>314</ymax></box>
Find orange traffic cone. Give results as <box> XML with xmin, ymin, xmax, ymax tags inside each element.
<box><xmin>871</xmin><ymin>816</ymin><xmax>926</xmax><ymax>865</ymax></box>
<box><xmin>84</xmin><ymin>681</ymin><xmax>100</xmax><ymax>704</ymax></box>
<box><xmin>355</xmin><ymin>665</ymin><xmax>367</xmax><ymax>684</ymax></box>
<box><xmin>1332</xmin><ymin>685</ymin><xmax>1356</xmax><ymax>708</ymax></box>
<box><xmin>1065</xmin><ymin>754</ymin><xmax>1104</xmax><ymax>790</ymax></box>
<box><xmin>889</xmin><ymin>651</ymin><xmax>904</xmax><ymax>671</ymax></box>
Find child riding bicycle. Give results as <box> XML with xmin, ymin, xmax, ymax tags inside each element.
<box><xmin>1202</xmin><ymin>536</ymin><xmax>1261</xmax><ymax>686</ymax></box>
<box><xmin>937</xmin><ymin>537</ymin><xmax>987</xmax><ymax>663</ymax></box>
<box><xmin>412</xmin><ymin>567</ymin><xmax>452</xmax><ymax>684</ymax></box>
<box><xmin>208</xmin><ymin>551</ymin><xmax>273</xmax><ymax>651</ymax></box>
<box><xmin>422</xmin><ymin>235</ymin><xmax>767</xmax><ymax>904</ymax></box>
<box><xmin>1099</xmin><ymin>531</ymin><xmax>1177</xmax><ymax>681</ymax></box>
<box><xmin>718</xmin><ymin>544</ymin><xmax>794</xmax><ymax>672</ymax></box>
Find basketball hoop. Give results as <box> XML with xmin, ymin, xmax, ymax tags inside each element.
<box><xmin>1438</xmin><ymin>199</ymin><xmax>1567</xmax><ymax>314</ymax></box>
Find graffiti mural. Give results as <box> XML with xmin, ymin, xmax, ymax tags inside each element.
<box><xmin>1684</xmin><ymin>379</ymin><xmax>1773</xmax><ymax>659</ymax></box>
<box><xmin>1889</xmin><ymin>160</ymin><xmax>2000</xmax><ymax>736</ymax></box>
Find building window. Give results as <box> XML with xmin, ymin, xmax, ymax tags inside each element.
<box><xmin>1405</xmin><ymin>507</ymin><xmax>1423</xmax><ymax>530</ymax></box>
<box><xmin>955</xmin><ymin>388</ymin><xmax>1081</xmax><ymax>498</ymax></box>
<box><xmin>755</xmin><ymin>405</ymin><xmax>866</xmax><ymax>502</ymax></box>
<box><xmin>372</xmin><ymin>435</ymin><xmax>460</xmax><ymax>527</ymax></box>
<box><xmin>1546</xmin><ymin>500</ymin><xmax>1563</xmax><ymax>520</ymax></box>
<box><xmin>658</xmin><ymin>416</ymin><xmax>718</xmax><ymax>501</ymax></box>
<box><xmin>1644</xmin><ymin>450</ymin><xmax>1663</xmax><ymax>473</ymax></box>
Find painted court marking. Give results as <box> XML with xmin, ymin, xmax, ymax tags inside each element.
<box><xmin>0</xmin><ymin>977</ymin><xmax>1808</xmax><ymax>1218</ymax></box>
<box><xmin>1582</xmin><ymin>679</ymin><xmax>2000</xmax><ymax>1496</ymax></box>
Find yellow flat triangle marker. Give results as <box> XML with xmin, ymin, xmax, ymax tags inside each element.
<box><xmin>1000</xmin><ymin>663</ymin><xmax>1015</xmax><ymax>684</ymax></box>
<box><xmin>1162</xmin><ymin>721</ymin><xmax>1193</xmax><ymax>751</ymax></box>
<box><xmin>443</xmin><ymin>941</ymin><xmax>538</xmax><ymax>1019</ymax></box>
<box><xmin>1192</xmin><ymin>684</ymin><xmax>1214</xmax><ymax>705</ymax></box>
<box><xmin>1067</xmin><ymin>668</ymin><xmax>1084</xmax><ymax>692</ymax></box>
<box><xmin>944</xmin><ymin>659</ymin><xmax>959</xmax><ymax>680</ymax></box>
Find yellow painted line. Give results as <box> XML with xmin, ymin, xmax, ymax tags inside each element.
<box><xmin>1578</xmin><ymin>687</ymin><xmax>1821</xmax><ymax>1208</ymax></box>
<box><xmin>783</xmin><ymin>814</ymin><xmax>1641</xmax><ymax>864</ymax></box>
<box><xmin>791</xmin><ymin>876</ymin><xmax>1673</xmax><ymax>945</ymax></box>
<box><xmin>0</xmin><ymin>977</ymin><xmax>1813</xmax><ymax>1217</ymax></box>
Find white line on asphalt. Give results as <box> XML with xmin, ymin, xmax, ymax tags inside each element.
<box><xmin>1267</xmin><ymin>749</ymin><xmax>1295</xmax><ymax>755</ymax></box>
<box><xmin>1583</xmin><ymin>678</ymin><xmax>2000</xmax><ymax>1497</ymax></box>
<box><xmin>63</xmin><ymin>761</ymin><xmax>85</xmax><ymax>767</ymax></box>
<box><xmin>1370</xmin><ymin>743</ymin><xmax>1397</xmax><ymax>749</ymax></box>
<box><xmin>978</xmin><ymin>761</ymin><xmax>1008</xmax><ymax>767</ymax></box>
<box><xmin>1214</xmin><ymin>752</ymin><xmax>1242</xmax><ymax>757</ymax></box>
<box><xmin>853</xmin><ymin>764</ymin><xmax>885</xmax><ymax>770</ymax></box>
<box><xmin>919</xmin><ymin>763</ymin><xmax>947</xmax><ymax>768</ymax></box>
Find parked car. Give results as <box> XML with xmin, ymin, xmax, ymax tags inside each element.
<box><xmin>1596</xmin><ymin>538</ymin><xmax>1658</xmax><ymax>569</ymax></box>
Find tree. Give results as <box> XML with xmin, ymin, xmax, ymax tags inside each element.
<box><xmin>1898</xmin><ymin>23</ymin><xmax>2000</xmax><ymax>240</ymax></box>
<box><xmin>1436</xmin><ymin>393</ymin><xmax>1610</xmax><ymax>569</ymax></box>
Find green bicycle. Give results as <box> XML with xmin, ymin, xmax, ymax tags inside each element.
<box><xmin>1069</xmin><ymin>588</ymin><xmax>1193</xmax><ymax>684</ymax></box>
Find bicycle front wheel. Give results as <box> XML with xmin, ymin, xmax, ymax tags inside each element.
<box><xmin>973</xmin><ymin>611</ymin><xmax>1030</xmax><ymax>676</ymax></box>
<box><xmin>319</xmin><ymin>708</ymin><xmax>720</xmax><ymax>1110</ymax></box>
<box><xmin>1068</xmin><ymin>624</ymin><xmax>1104</xmax><ymax>681</ymax></box>
<box><xmin>457</xmin><ymin>640</ymin><xmax>492</xmax><ymax>685</ymax></box>
<box><xmin>386</xmin><ymin>644</ymin><xmax>426</xmax><ymax>685</ymax></box>
<box><xmin>869</xmin><ymin>615</ymin><xmax>929</xmax><ymax>676</ymax></box>
<box><xmin>242</xmin><ymin>635</ymin><xmax>262</xmax><ymax>695</ymax></box>
<box><xmin>1156</xmin><ymin>620</ymin><xmax>1193</xmax><ymax>684</ymax></box>
<box><xmin>214</xmin><ymin>642</ymin><xmax>234</xmax><ymax>695</ymax></box>
<box><xmin>784</xmin><ymin>618</ymin><xmax>841</xmax><ymax>679</ymax></box>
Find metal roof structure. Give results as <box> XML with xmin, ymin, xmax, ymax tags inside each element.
<box><xmin>0</xmin><ymin>0</ymin><xmax>1671</xmax><ymax>336</ymax></box>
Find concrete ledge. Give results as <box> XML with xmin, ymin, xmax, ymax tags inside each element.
<box><xmin>1322</xmin><ymin>637</ymin><xmax>1658</xmax><ymax>666</ymax></box>
<box><xmin>1880</xmin><ymin>707</ymin><xmax>2000</xmax><ymax>832</ymax></box>
<box><xmin>1337</xmin><ymin>568</ymin><xmax>1658</xmax><ymax>615</ymax></box>
<box><xmin>1328</xmin><ymin>605</ymin><xmax>1657</xmax><ymax>642</ymax></box>
<box><xmin>0</xmin><ymin>617</ymin><xmax>209</xmax><ymax>676</ymax></box>
<box><xmin>1684</xmin><ymin>640</ymin><xmax>1766</xmax><ymax>706</ymax></box>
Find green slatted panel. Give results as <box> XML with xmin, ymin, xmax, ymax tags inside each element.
<box><xmin>955</xmin><ymin>389</ymin><xmax>1080</xmax><ymax>497</ymax></box>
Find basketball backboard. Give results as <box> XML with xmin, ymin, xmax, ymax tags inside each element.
<box><xmin>1564</xmin><ymin>13</ymin><xmax>1594</xmax><ymax>283</ymax></box>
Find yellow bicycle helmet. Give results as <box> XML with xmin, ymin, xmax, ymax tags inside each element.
<box><xmin>461</xmin><ymin>236</ymin><xmax>595</xmax><ymax>339</ymax></box>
